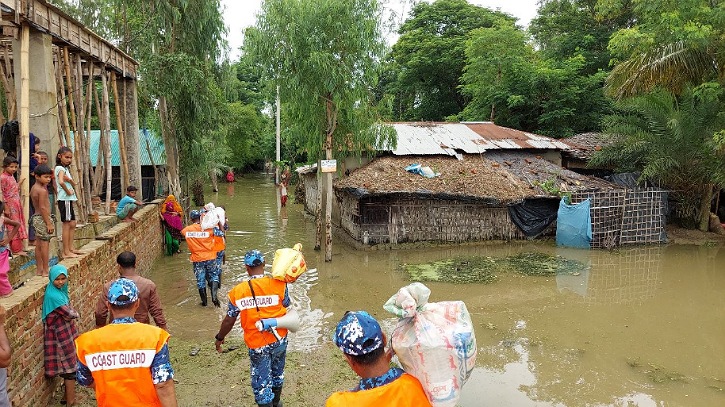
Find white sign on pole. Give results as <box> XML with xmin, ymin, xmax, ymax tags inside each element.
<box><xmin>320</xmin><ymin>160</ymin><xmax>337</xmax><ymax>173</ymax></box>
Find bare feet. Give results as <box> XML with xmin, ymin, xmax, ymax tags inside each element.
<box><xmin>63</xmin><ymin>252</ymin><xmax>79</xmax><ymax>258</ymax></box>
<box><xmin>72</xmin><ymin>249</ymin><xmax>83</xmax><ymax>255</ymax></box>
<box><xmin>13</xmin><ymin>251</ymin><xmax>28</xmax><ymax>257</ymax></box>
<box><xmin>36</xmin><ymin>271</ymin><xmax>49</xmax><ymax>277</ymax></box>
<box><xmin>123</xmin><ymin>218</ymin><xmax>137</xmax><ymax>223</ymax></box>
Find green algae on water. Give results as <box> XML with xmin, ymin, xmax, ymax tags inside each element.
<box><xmin>402</xmin><ymin>252</ymin><xmax>587</xmax><ymax>284</ymax></box>
<box><xmin>505</xmin><ymin>252</ymin><xmax>586</xmax><ymax>276</ymax></box>
<box><xmin>403</xmin><ymin>257</ymin><xmax>498</xmax><ymax>284</ymax></box>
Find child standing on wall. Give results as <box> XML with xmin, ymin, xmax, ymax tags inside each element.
<box><xmin>0</xmin><ymin>202</ymin><xmax>20</xmax><ymax>298</ymax></box>
<box><xmin>0</xmin><ymin>156</ymin><xmax>28</xmax><ymax>255</ymax></box>
<box><xmin>116</xmin><ymin>185</ymin><xmax>143</xmax><ymax>222</ymax></box>
<box><xmin>55</xmin><ymin>147</ymin><xmax>82</xmax><ymax>259</ymax></box>
<box><xmin>30</xmin><ymin>164</ymin><xmax>56</xmax><ymax>277</ymax></box>
<box><xmin>43</xmin><ymin>264</ymin><xmax>78</xmax><ymax>406</ymax></box>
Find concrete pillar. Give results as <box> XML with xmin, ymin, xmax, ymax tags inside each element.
<box><xmin>13</xmin><ymin>31</ymin><xmax>61</xmax><ymax>157</ymax></box>
<box><xmin>121</xmin><ymin>77</ymin><xmax>142</xmax><ymax>194</ymax></box>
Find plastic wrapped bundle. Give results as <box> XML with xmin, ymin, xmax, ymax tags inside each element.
<box><xmin>271</xmin><ymin>243</ymin><xmax>307</xmax><ymax>282</ymax></box>
<box><xmin>384</xmin><ymin>283</ymin><xmax>477</xmax><ymax>407</ymax></box>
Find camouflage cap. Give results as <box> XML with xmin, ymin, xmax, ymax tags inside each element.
<box><xmin>107</xmin><ymin>278</ymin><xmax>139</xmax><ymax>306</ymax></box>
<box><xmin>333</xmin><ymin>311</ymin><xmax>384</xmax><ymax>356</ymax></box>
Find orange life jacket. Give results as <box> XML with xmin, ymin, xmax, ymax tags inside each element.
<box><xmin>325</xmin><ymin>373</ymin><xmax>433</xmax><ymax>407</ymax></box>
<box><xmin>181</xmin><ymin>223</ymin><xmax>217</xmax><ymax>262</ymax></box>
<box><xmin>75</xmin><ymin>322</ymin><xmax>171</xmax><ymax>407</ymax></box>
<box><xmin>227</xmin><ymin>277</ymin><xmax>288</xmax><ymax>349</ymax></box>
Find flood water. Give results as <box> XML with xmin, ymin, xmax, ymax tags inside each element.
<box><xmin>147</xmin><ymin>173</ymin><xmax>725</xmax><ymax>406</ymax></box>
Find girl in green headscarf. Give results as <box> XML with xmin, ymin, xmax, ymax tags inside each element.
<box><xmin>43</xmin><ymin>264</ymin><xmax>78</xmax><ymax>405</ymax></box>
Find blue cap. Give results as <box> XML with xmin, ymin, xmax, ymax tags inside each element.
<box><xmin>334</xmin><ymin>311</ymin><xmax>384</xmax><ymax>356</ymax></box>
<box><xmin>107</xmin><ymin>278</ymin><xmax>139</xmax><ymax>306</ymax></box>
<box><xmin>244</xmin><ymin>250</ymin><xmax>265</xmax><ymax>267</ymax></box>
<box><xmin>190</xmin><ymin>210</ymin><xmax>201</xmax><ymax>220</ymax></box>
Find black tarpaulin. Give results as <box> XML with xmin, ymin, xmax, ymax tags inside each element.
<box><xmin>508</xmin><ymin>198</ymin><xmax>560</xmax><ymax>237</ymax></box>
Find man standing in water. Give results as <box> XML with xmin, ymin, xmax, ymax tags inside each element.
<box><xmin>214</xmin><ymin>250</ymin><xmax>290</xmax><ymax>407</ymax></box>
<box><xmin>181</xmin><ymin>210</ymin><xmax>220</xmax><ymax>306</ymax></box>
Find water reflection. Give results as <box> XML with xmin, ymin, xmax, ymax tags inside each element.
<box><xmin>147</xmin><ymin>174</ymin><xmax>725</xmax><ymax>406</ymax></box>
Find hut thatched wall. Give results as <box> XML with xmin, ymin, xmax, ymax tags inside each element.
<box><xmin>301</xmin><ymin>172</ymin><xmax>319</xmax><ymax>214</ymax></box>
<box><xmin>338</xmin><ymin>191</ymin><xmax>525</xmax><ymax>244</ymax></box>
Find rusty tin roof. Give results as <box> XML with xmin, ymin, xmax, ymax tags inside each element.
<box><xmin>386</xmin><ymin>122</ymin><xmax>571</xmax><ymax>157</ymax></box>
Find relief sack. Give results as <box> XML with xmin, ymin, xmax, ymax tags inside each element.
<box><xmin>384</xmin><ymin>282</ymin><xmax>477</xmax><ymax>407</ymax></box>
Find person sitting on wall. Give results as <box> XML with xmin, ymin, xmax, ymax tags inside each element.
<box><xmin>117</xmin><ymin>186</ymin><xmax>143</xmax><ymax>222</ymax></box>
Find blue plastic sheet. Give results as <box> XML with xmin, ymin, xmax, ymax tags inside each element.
<box><xmin>556</xmin><ymin>198</ymin><xmax>592</xmax><ymax>249</ymax></box>
<box><xmin>405</xmin><ymin>163</ymin><xmax>439</xmax><ymax>178</ymax></box>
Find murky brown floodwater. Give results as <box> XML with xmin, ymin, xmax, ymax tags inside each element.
<box><xmin>147</xmin><ymin>173</ymin><xmax>725</xmax><ymax>406</ymax></box>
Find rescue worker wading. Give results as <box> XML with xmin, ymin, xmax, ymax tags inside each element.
<box><xmin>181</xmin><ymin>210</ymin><xmax>221</xmax><ymax>306</ymax></box>
<box><xmin>75</xmin><ymin>278</ymin><xmax>177</xmax><ymax>406</ymax></box>
<box><xmin>214</xmin><ymin>250</ymin><xmax>290</xmax><ymax>407</ymax></box>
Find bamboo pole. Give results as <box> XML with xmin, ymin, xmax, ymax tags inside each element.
<box><xmin>19</xmin><ymin>25</ymin><xmax>30</xmax><ymax>252</ymax></box>
<box><xmin>62</xmin><ymin>48</ymin><xmax>77</xmax><ymax>136</ymax></box>
<box><xmin>101</xmin><ymin>69</ymin><xmax>113</xmax><ymax>215</ymax></box>
<box><xmin>3</xmin><ymin>46</ymin><xmax>16</xmax><ymax>120</ymax></box>
<box><xmin>77</xmin><ymin>54</ymin><xmax>94</xmax><ymax>223</ymax></box>
<box><xmin>70</xmin><ymin>52</ymin><xmax>87</xmax><ymax>223</ymax></box>
<box><xmin>110</xmin><ymin>72</ymin><xmax>129</xmax><ymax>193</ymax></box>
<box><xmin>0</xmin><ymin>52</ymin><xmax>12</xmax><ymax>122</ymax></box>
<box><xmin>93</xmin><ymin>81</ymin><xmax>105</xmax><ymax>196</ymax></box>
<box><xmin>54</xmin><ymin>49</ymin><xmax>72</xmax><ymax>147</ymax></box>
<box><xmin>86</xmin><ymin>64</ymin><xmax>96</xmax><ymax>192</ymax></box>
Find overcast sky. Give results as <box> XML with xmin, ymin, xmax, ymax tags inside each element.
<box><xmin>220</xmin><ymin>0</ymin><xmax>540</xmax><ymax>60</ymax></box>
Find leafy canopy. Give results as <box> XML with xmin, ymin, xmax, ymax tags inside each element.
<box><xmin>246</xmin><ymin>0</ymin><xmax>394</xmax><ymax>161</ymax></box>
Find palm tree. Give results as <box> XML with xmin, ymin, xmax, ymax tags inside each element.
<box><xmin>590</xmin><ymin>87</ymin><xmax>725</xmax><ymax>230</ymax></box>
<box><xmin>606</xmin><ymin>41</ymin><xmax>724</xmax><ymax>99</ymax></box>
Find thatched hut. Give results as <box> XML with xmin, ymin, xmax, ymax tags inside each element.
<box><xmin>334</xmin><ymin>153</ymin><xmax>618</xmax><ymax>245</ymax></box>
<box><xmin>298</xmin><ymin>122</ymin><xmax>668</xmax><ymax>248</ymax></box>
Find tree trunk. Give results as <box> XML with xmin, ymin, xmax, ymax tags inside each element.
<box><xmin>698</xmin><ymin>183</ymin><xmax>714</xmax><ymax>232</ymax></box>
<box><xmin>323</xmin><ymin>97</ymin><xmax>337</xmax><ymax>262</ymax></box>
<box><xmin>159</xmin><ymin>96</ymin><xmax>181</xmax><ymax>197</ymax></box>
<box><xmin>314</xmin><ymin>166</ymin><xmax>322</xmax><ymax>251</ymax></box>
<box><xmin>324</xmin><ymin>142</ymin><xmax>333</xmax><ymax>262</ymax></box>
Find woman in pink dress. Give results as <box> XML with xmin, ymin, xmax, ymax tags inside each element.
<box><xmin>1</xmin><ymin>156</ymin><xmax>27</xmax><ymax>255</ymax></box>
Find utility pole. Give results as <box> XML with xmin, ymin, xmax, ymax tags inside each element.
<box><xmin>276</xmin><ymin>85</ymin><xmax>281</xmax><ymax>185</ymax></box>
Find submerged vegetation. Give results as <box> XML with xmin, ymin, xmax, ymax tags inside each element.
<box><xmin>402</xmin><ymin>252</ymin><xmax>588</xmax><ymax>284</ymax></box>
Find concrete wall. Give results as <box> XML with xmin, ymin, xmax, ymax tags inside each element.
<box><xmin>0</xmin><ymin>202</ymin><xmax>163</xmax><ymax>406</ymax></box>
<box><xmin>12</xmin><ymin>31</ymin><xmax>61</xmax><ymax>154</ymax></box>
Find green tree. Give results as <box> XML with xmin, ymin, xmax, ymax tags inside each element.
<box><xmin>590</xmin><ymin>85</ymin><xmax>725</xmax><ymax>230</ymax></box>
<box><xmin>602</xmin><ymin>0</ymin><xmax>725</xmax><ymax>98</ymax></box>
<box><xmin>52</xmin><ymin>0</ymin><xmax>230</xmax><ymax>200</ymax></box>
<box><xmin>462</xmin><ymin>21</ymin><xmax>611</xmax><ymax>137</ymax></box>
<box><xmin>530</xmin><ymin>0</ymin><xmax>633</xmax><ymax>75</ymax></box>
<box><xmin>386</xmin><ymin>0</ymin><xmax>514</xmax><ymax>121</ymax></box>
<box><xmin>247</xmin><ymin>0</ymin><xmax>394</xmax><ymax>261</ymax></box>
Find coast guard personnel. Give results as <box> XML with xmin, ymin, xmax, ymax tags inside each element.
<box><xmin>214</xmin><ymin>250</ymin><xmax>290</xmax><ymax>407</ymax></box>
<box><xmin>75</xmin><ymin>278</ymin><xmax>177</xmax><ymax>407</ymax></box>
<box><xmin>182</xmin><ymin>210</ymin><xmax>220</xmax><ymax>306</ymax></box>
<box><xmin>326</xmin><ymin>311</ymin><xmax>431</xmax><ymax>407</ymax></box>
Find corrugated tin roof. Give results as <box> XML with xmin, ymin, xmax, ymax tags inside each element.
<box><xmin>73</xmin><ymin>129</ymin><xmax>166</xmax><ymax>166</ymax></box>
<box><xmin>385</xmin><ymin>122</ymin><xmax>571</xmax><ymax>156</ymax></box>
